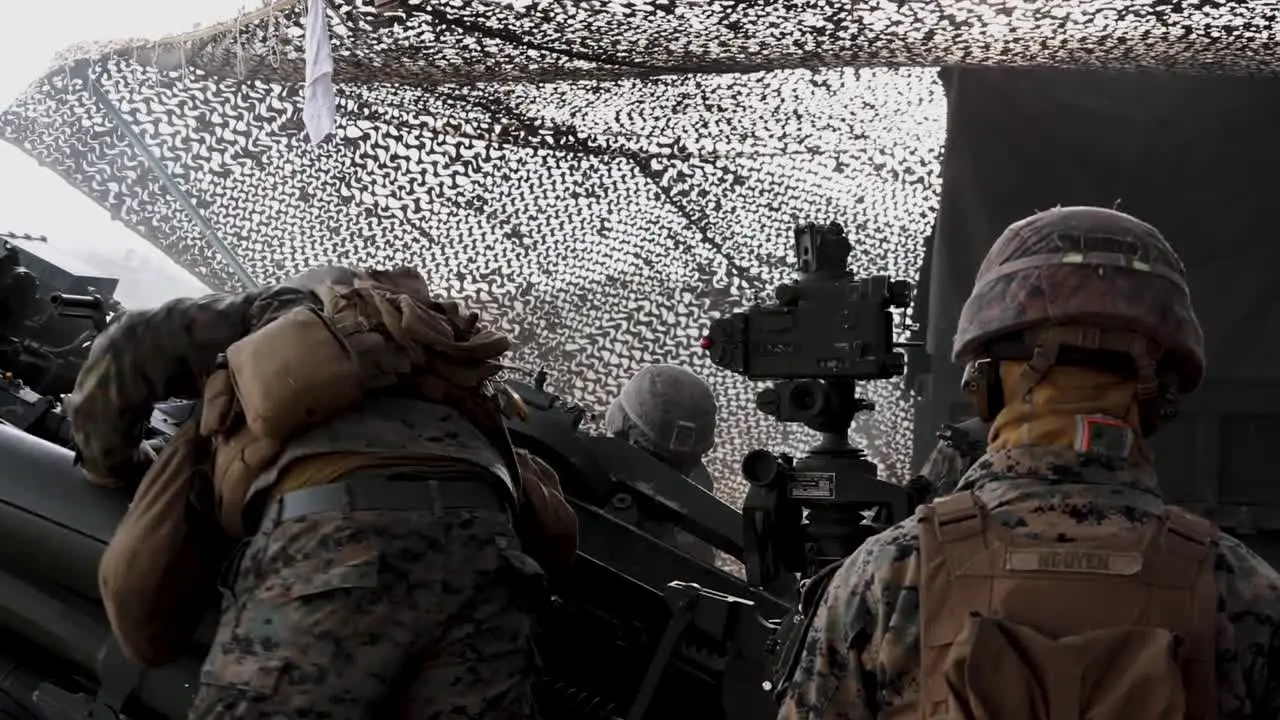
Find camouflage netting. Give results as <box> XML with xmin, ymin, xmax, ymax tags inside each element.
<box><xmin>0</xmin><ymin>0</ymin><xmax>1277</xmax><ymax>510</ymax></box>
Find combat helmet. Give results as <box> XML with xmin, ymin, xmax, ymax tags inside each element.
<box><xmin>605</xmin><ymin>364</ymin><xmax>718</xmax><ymax>464</ymax></box>
<box><xmin>952</xmin><ymin>206</ymin><xmax>1204</xmax><ymax>435</ymax></box>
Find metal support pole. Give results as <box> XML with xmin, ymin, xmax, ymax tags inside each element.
<box><xmin>85</xmin><ymin>77</ymin><xmax>259</xmax><ymax>290</ymax></box>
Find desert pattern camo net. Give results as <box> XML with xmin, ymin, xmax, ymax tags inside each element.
<box><xmin>1</xmin><ymin>0</ymin><xmax>1278</xmax><ymax>511</ymax></box>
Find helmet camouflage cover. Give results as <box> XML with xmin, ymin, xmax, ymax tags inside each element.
<box><xmin>952</xmin><ymin>206</ymin><xmax>1205</xmax><ymax>394</ymax></box>
<box><xmin>605</xmin><ymin>364</ymin><xmax>718</xmax><ymax>460</ymax></box>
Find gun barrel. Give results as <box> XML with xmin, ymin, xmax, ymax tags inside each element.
<box><xmin>48</xmin><ymin>293</ymin><xmax>104</xmax><ymax>313</ymax></box>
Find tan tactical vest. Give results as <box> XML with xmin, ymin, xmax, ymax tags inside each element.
<box><xmin>200</xmin><ymin>271</ymin><xmax>519</xmax><ymax>538</ymax></box>
<box><xmin>242</xmin><ymin>394</ymin><xmax>513</xmax><ymax>501</ymax></box>
<box><xmin>910</xmin><ymin>492</ymin><xmax>1218</xmax><ymax>720</ymax></box>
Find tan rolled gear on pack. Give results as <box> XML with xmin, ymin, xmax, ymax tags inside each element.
<box><xmin>98</xmin><ymin>420</ymin><xmax>228</xmax><ymax>666</ymax></box>
<box><xmin>201</xmin><ymin>268</ymin><xmax>528</xmax><ymax>539</ymax></box>
<box><xmin>513</xmin><ymin>448</ymin><xmax>579</xmax><ymax>578</ymax></box>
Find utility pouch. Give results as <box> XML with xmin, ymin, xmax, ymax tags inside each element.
<box><xmin>225</xmin><ymin>305</ymin><xmax>365</xmax><ymax>441</ymax></box>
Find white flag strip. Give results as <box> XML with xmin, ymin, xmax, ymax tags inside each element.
<box><xmin>303</xmin><ymin>0</ymin><xmax>335</xmax><ymax>145</ymax></box>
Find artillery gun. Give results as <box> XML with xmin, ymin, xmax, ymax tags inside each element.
<box><xmin>0</xmin><ymin>227</ymin><xmax>919</xmax><ymax>720</ymax></box>
<box><xmin>0</xmin><ymin>239</ymin><xmax>795</xmax><ymax>720</ymax></box>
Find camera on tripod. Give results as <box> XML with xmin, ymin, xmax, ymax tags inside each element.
<box><xmin>701</xmin><ymin>221</ymin><xmax>927</xmax><ymax>588</ymax></box>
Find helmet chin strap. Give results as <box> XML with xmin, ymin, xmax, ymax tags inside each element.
<box><xmin>994</xmin><ymin>325</ymin><xmax>1168</xmax><ymax>437</ymax></box>
<box><xmin>1004</xmin><ymin>335</ymin><xmax>1061</xmax><ymax>409</ymax></box>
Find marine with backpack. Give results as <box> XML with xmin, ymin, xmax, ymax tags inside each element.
<box><xmin>68</xmin><ymin>265</ymin><xmax>578</xmax><ymax>718</ymax></box>
<box><xmin>775</xmin><ymin>207</ymin><xmax>1280</xmax><ymax>719</ymax></box>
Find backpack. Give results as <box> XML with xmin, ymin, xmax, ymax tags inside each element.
<box><xmin>205</xmin><ymin>269</ymin><xmax>517</xmax><ymax>537</ymax></box>
<box><xmin>99</xmin><ymin>268</ymin><xmax>539</xmax><ymax>666</ymax></box>
<box><xmin>918</xmin><ymin>492</ymin><xmax>1218</xmax><ymax>720</ymax></box>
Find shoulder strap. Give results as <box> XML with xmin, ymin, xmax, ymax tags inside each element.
<box><xmin>1145</xmin><ymin>505</ymin><xmax>1216</xmax><ymax>588</ymax></box>
<box><xmin>921</xmin><ymin>492</ymin><xmax>988</xmax><ymax>573</ymax></box>
<box><xmin>1164</xmin><ymin>505</ymin><xmax>1215</xmax><ymax>546</ymax></box>
<box><xmin>918</xmin><ymin>492</ymin><xmax>991</xmax><ymax>719</ymax></box>
<box><xmin>1161</xmin><ymin>506</ymin><xmax>1220</xmax><ymax>720</ymax></box>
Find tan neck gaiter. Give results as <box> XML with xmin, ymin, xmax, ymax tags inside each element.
<box><xmin>987</xmin><ymin>363</ymin><xmax>1152</xmax><ymax>467</ymax></box>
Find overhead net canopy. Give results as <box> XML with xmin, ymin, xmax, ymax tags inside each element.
<box><xmin>1</xmin><ymin>0</ymin><xmax>1276</xmax><ymax>509</ymax></box>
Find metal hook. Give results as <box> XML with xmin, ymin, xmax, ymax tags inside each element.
<box><xmin>234</xmin><ymin>6</ymin><xmax>247</xmax><ymax>79</ymax></box>
<box><xmin>150</xmin><ymin>43</ymin><xmax>162</xmax><ymax>92</ymax></box>
<box><xmin>268</xmin><ymin>1</ymin><xmax>282</xmax><ymax>69</ymax></box>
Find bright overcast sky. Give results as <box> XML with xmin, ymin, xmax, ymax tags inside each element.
<box><xmin>0</xmin><ymin>1</ymin><xmax>263</xmax><ymax>307</ymax></box>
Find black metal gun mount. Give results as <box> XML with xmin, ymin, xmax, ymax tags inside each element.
<box><xmin>702</xmin><ymin>221</ymin><xmax>930</xmax><ymax>589</ymax></box>
<box><xmin>48</xmin><ymin>292</ymin><xmax>109</xmax><ymax>334</ymax></box>
<box><xmin>0</xmin><ymin>242</ymin><xmax>121</xmax><ymax>444</ymax></box>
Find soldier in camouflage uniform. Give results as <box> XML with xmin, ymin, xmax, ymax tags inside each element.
<box><xmin>916</xmin><ymin>416</ymin><xmax>988</xmax><ymax>497</ymax></box>
<box><xmin>779</xmin><ymin>207</ymin><xmax>1280</xmax><ymax>719</ymax></box>
<box><xmin>606</xmin><ymin>364</ymin><xmax>719</xmax><ymax>564</ymax></box>
<box><xmin>67</xmin><ymin>265</ymin><xmax>542</xmax><ymax>719</ymax></box>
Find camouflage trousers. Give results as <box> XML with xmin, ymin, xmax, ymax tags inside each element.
<box><xmin>188</xmin><ymin>503</ymin><xmax>543</xmax><ymax>719</ymax></box>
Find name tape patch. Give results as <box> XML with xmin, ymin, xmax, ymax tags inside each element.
<box><xmin>1005</xmin><ymin>548</ymin><xmax>1143</xmax><ymax>575</ymax></box>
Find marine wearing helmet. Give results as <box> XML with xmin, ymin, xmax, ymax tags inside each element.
<box><xmin>779</xmin><ymin>206</ymin><xmax>1280</xmax><ymax>719</ymax></box>
<box><xmin>605</xmin><ymin>364</ymin><xmax>719</xmax><ymax>564</ymax></box>
<box><xmin>71</xmin><ymin>264</ymin><xmax>546</xmax><ymax>718</ymax></box>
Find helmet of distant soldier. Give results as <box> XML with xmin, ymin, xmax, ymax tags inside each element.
<box><xmin>952</xmin><ymin>206</ymin><xmax>1205</xmax><ymax>394</ymax></box>
<box><xmin>605</xmin><ymin>364</ymin><xmax>718</xmax><ymax>462</ymax></box>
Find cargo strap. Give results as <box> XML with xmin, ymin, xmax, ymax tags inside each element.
<box><xmin>260</xmin><ymin>472</ymin><xmax>508</xmax><ymax>534</ymax></box>
<box><xmin>925</xmin><ymin>492</ymin><xmax>986</xmax><ymax>573</ymax></box>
